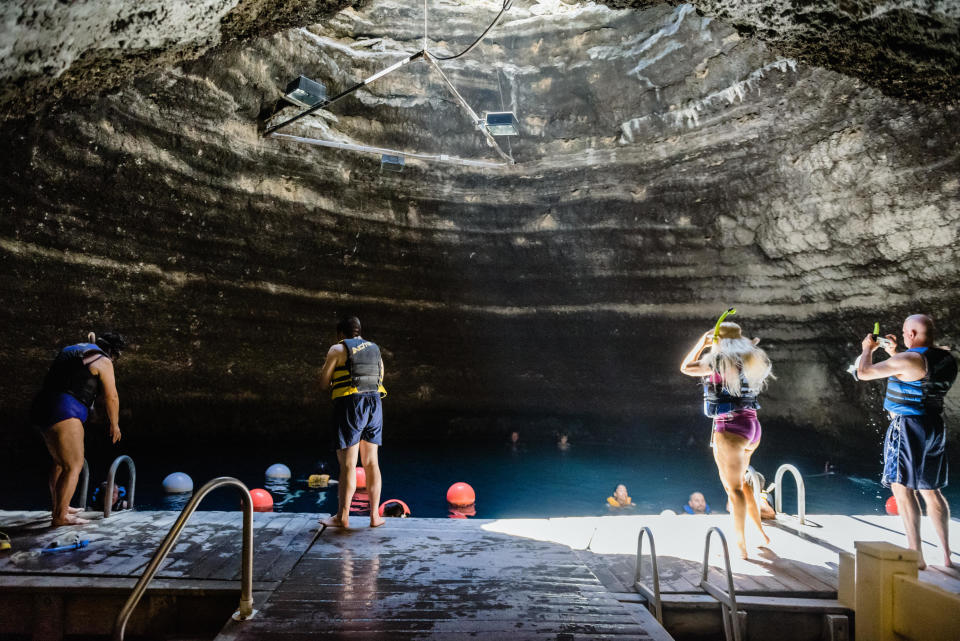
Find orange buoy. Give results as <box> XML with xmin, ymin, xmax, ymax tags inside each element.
<box><xmin>355</xmin><ymin>466</ymin><xmax>366</xmax><ymax>489</ymax></box>
<box><xmin>885</xmin><ymin>495</ymin><xmax>898</xmax><ymax>515</ymax></box>
<box><xmin>446</xmin><ymin>482</ymin><xmax>476</xmax><ymax>507</ymax></box>
<box><xmin>378</xmin><ymin>499</ymin><xmax>411</xmax><ymax>517</ymax></box>
<box><xmin>250</xmin><ymin>488</ymin><xmax>273</xmax><ymax>511</ymax></box>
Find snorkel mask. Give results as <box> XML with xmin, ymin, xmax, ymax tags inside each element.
<box><xmin>712</xmin><ymin>307</ymin><xmax>737</xmax><ymax>344</ymax></box>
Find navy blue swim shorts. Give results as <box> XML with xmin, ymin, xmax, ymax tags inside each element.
<box><xmin>30</xmin><ymin>392</ymin><xmax>89</xmax><ymax>430</ymax></box>
<box><xmin>333</xmin><ymin>393</ymin><xmax>383</xmax><ymax>450</ymax></box>
<box><xmin>882</xmin><ymin>413</ymin><xmax>948</xmax><ymax>490</ymax></box>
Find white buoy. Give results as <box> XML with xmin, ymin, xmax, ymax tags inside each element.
<box><xmin>162</xmin><ymin>472</ymin><xmax>194</xmax><ymax>494</ymax></box>
<box><xmin>265</xmin><ymin>463</ymin><xmax>291</xmax><ymax>479</ymax></box>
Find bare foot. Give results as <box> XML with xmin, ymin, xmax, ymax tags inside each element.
<box><xmin>370</xmin><ymin>516</ymin><xmax>386</xmax><ymax>528</ymax></box>
<box><xmin>321</xmin><ymin>515</ymin><xmax>347</xmax><ymax>528</ymax></box>
<box><xmin>51</xmin><ymin>515</ymin><xmax>91</xmax><ymax>526</ymax></box>
<box><xmin>917</xmin><ymin>558</ymin><xmax>927</xmax><ymax>571</ymax></box>
<box><xmin>67</xmin><ymin>506</ymin><xmax>84</xmax><ymax>514</ymax></box>
<box><xmin>737</xmin><ymin>541</ymin><xmax>748</xmax><ymax>560</ymax></box>
<box><xmin>759</xmin><ymin>531</ymin><xmax>772</xmax><ymax>547</ymax></box>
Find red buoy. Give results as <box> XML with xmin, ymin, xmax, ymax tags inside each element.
<box><xmin>250</xmin><ymin>488</ymin><xmax>273</xmax><ymax>511</ymax></box>
<box><xmin>885</xmin><ymin>495</ymin><xmax>898</xmax><ymax>515</ymax></box>
<box><xmin>446</xmin><ymin>482</ymin><xmax>476</xmax><ymax>507</ymax></box>
<box><xmin>355</xmin><ymin>466</ymin><xmax>367</xmax><ymax>489</ymax></box>
<box><xmin>378</xmin><ymin>499</ymin><xmax>411</xmax><ymax>517</ymax></box>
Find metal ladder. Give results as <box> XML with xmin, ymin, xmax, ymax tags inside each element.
<box><xmin>103</xmin><ymin>455</ymin><xmax>136</xmax><ymax>518</ymax></box>
<box><xmin>73</xmin><ymin>459</ymin><xmax>90</xmax><ymax>511</ymax></box>
<box><xmin>634</xmin><ymin>526</ymin><xmax>662</xmax><ymax>623</ymax></box>
<box><xmin>773</xmin><ymin>463</ymin><xmax>806</xmax><ymax>525</ymax></box>
<box><xmin>112</xmin><ymin>477</ymin><xmax>256</xmax><ymax>641</ymax></box>
<box><xmin>701</xmin><ymin>527</ymin><xmax>744</xmax><ymax>641</ymax></box>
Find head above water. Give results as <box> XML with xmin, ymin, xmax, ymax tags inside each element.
<box><xmin>614</xmin><ymin>484</ymin><xmax>628</xmax><ymax>500</ymax></box>
<box><xmin>902</xmin><ymin>314</ymin><xmax>935</xmax><ymax>348</ymax></box>
<box><xmin>337</xmin><ymin>316</ymin><xmax>362</xmax><ymax>338</ymax></box>
<box><xmin>688</xmin><ymin>491</ymin><xmax>707</xmax><ymax>513</ymax></box>
<box><xmin>93</xmin><ymin>331</ymin><xmax>126</xmax><ymax>359</ymax></box>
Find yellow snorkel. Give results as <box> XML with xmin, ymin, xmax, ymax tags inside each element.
<box><xmin>712</xmin><ymin>307</ymin><xmax>737</xmax><ymax>344</ymax></box>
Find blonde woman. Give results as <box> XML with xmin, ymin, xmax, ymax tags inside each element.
<box><xmin>680</xmin><ymin>322</ymin><xmax>774</xmax><ymax>558</ymax></box>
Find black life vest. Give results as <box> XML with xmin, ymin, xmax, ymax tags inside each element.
<box><xmin>330</xmin><ymin>337</ymin><xmax>386</xmax><ymax>399</ymax></box>
<box><xmin>702</xmin><ymin>370</ymin><xmax>760</xmax><ymax>418</ymax></box>
<box><xmin>40</xmin><ymin>343</ymin><xmax>109</xmax><ymax>408</ymax></box>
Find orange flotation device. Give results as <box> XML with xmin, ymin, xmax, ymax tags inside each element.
<box><xmin>607</xmin><ymin>495</ymin><xmax>633</xmax><ymax>508</ymax></box>
<box><xmin>378</xmin><ymin>499</ymin><xmax>411</xmax><ymax>517</ymax></box>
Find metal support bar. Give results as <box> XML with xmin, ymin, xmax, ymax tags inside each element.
<box><xmin>112</xmin><ymin>477</ymin><xmax>255</xmax><ymax>641</ymax></box>
<box><xmin>701</xmin><ymin>527</ymin><xmax>743</xmax><ymax>641</ymax></box>
<box><xmin>104</xmin><ymin>455</ymin><xmax>136</xmax><ymax>518</ymax></box>
<box><xmin>746</xmin><ymin>465</ymin><xmax>763</xmax><ymax>511</ymax></box>
<box><xmin>73</xmin><ymin>459</ymin><xmax>89</xmax><ymax>511</ymax></box>
<box><xmin>271</xmin><ymin>133</ymin><xmax>509</xmax><ymax>168</ymax></box>
<box><xmin>634</xmin><ymin>526</ymin><xmax>662</xmax><ymax>623</ymax></box>
<box><xmin>774</xmin><ymin>463</ymin><xmax>806</xmax><ymax>525</ymax></box>
<box><xmin>264</xmin><ymin>51</ymin><xmax>425</xmax><ymax>136</ymax></box>
<box><xmin>423</xmin><ymin>52</ymin><xmax>514</xmax><ymax>163</ymax></box>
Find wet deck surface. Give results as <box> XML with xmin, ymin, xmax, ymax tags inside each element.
<box><xmin>2</xmin><ymin>510</ymin><xmax>958</xmax><ymax>639</ymax></box>
<box><xmin>216</xmin><ymin>518</ymin><xmax>671</xmax><ymax>640</ymax></box>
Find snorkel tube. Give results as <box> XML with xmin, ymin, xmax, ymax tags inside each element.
<box><xmin>712</xmin><ymin>307</ymin><xmax>737</xmax><ymax>344</ymax></box>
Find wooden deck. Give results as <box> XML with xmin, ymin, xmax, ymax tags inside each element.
<box><xmin>2</xmin><ymin>509</ymin><xmax>958</xmax><ymax>640</ymax></box>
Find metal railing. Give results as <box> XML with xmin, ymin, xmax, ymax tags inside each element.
<box><xmin>104</xmin><ymin>455</ymin><xmax>136</xmax><ymax>518</ymax></box>
<box><xmin>745</xmin><ymin>465</ymin><xmax>763</xmax><ymax>511</ymax></box>
<box><xmin>700</xmin><ymin>527</ymin><xmax>743</xmax><ymax>641</ymax></box>
<box><xmin>112</xmin><ymin>477</ymin><xmax>256</xmax><ymax>641</ymax></box>
<box><xmin>773</xmin><ymin>463</ymin><xmax>806</xmax><ymax>525</ymax></box>
<box><xmin>73</xmin><ymin>459</ymin><xmax>89</xmax><ymax>510</ymax></box>
<box><xmin>634</xmin><ymin>526</ymin><xmax>662</xmax><ymax>623</ymax></box>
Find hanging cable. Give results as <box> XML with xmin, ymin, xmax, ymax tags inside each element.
<box><xmin>429</xmin><ymin>0</ymin><xmax>513</xmax><ymax>61</ymax></box>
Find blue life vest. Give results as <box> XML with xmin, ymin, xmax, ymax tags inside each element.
<box><xmin>703</xmin><ymin>371</ymin><xmax>759</xmax><ymax>418</ymax></box>
<box><xmin>683</xmin><ymin>502</ymin><xmax>712</xmax><ymax>514</ymax></box>
<box><xmin>40</xmin><ymin>343</ymin><xmax>109</xmax><ymax>408</ymax></box>
<box><xmin>883</xmin><ymin>347</ymin><xmax>957</xmax><ymax>416</ymax></box>
<box><xmin>331</xmin><ymin>337</ymin><xmax>386</xmax><ymax>399</ymax></box>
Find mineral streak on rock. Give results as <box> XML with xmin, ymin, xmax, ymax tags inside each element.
<box><xmin>0</xmin><ymin>0</ymin><xmax>958</xmax><ymax>445</ymax></box>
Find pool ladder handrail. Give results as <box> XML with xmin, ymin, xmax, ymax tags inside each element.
<box><xmin>73</xmin><ymin>459</ymin><xmax>90</xmax><ymax>511</ymax></box>
<box><xmin>112</xmin><ymin>477</ymin><xmax>256</xmax><ymax>641</ymax></box>
<box><xmin>634</xmin><ymin>526</ymin><xmax>662</xmax><ymax>623</ymax></box>
<box><xmin>773</xmin><ymin>463</ymin><xmax>806</xmax><ymax>525</ymax></box>
<box><xmin>700</xmin><ymin>526</ymin><xmax>743</xmax><ymax>641</ymax></box>
<box><xmin>104</xmin><ymin>455</ymin><xmax>136</xmax><ymax>518</ymax></box>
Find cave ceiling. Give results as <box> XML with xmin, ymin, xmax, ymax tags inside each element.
<box><xmin>1</xmin><ymin>0</ymin><xmax>958</xmax><ymax>438</ymax></box>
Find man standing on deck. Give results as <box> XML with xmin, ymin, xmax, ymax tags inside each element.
<box><xmin>319</xmin><ymin>316</ymin><xmax>387</xmax><ymax>528</ymax></box>
<box><xmin>856</xmin><ymin>314</ymin><xmax>957</xmax><ymax>569</ymax></box>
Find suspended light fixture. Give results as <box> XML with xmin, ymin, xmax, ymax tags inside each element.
<box><xmin>482</xmin><ymin>111</ymin><xmax>519</xmax><ymax>136</ymax></box>
<box><xmin>380</xmin><ymin>154</ymin><xmax>405</xmax><ymax>172</ymax></box>
<box><xmin>283</xmin><ymin>76</ymin><xmax>327</xmax><ymax>108</ymax></box>
<box><xmin>266</xmin><ymin>0</ymin><xmax>517</xmax><ymax>168</ymax></box>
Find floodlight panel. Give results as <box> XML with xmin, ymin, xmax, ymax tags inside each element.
<box><xmin>484</xmin><ymin>111</ymin><xmax>519</xmax><ymax>136</ymax></box>
<box><xmin>381</xmin><ymin>154</ymin><xmax>405</xmax><ymax>171</ymax></box>
<box><xmin>283</xmin><ymin>76</ymin><xmax>327</xmax><ymax>108</ymax></box>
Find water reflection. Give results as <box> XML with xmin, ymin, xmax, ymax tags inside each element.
<box><xmin>448</xmin><ymin>503</ymin><xmax>476</xmax><ymax>519</ymax></box>
<box><xmin>161</xmin><ymin>492</ymin><xmax>192</xmax><ymax>511</ymax></box>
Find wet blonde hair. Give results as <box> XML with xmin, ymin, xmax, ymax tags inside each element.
<box><xmin>707</xmin><ymin>322</ymin><xmax>773</xmax><ymax>395</ymax></box>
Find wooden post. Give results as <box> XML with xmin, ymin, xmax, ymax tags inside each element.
<box><xmin>854</xmin><ymin>541</ymin><xmax>918</xmax><ymax>641</ymax></box>
<box><xmin>837</xmin><ymin>551</ymin><xmax>855</xmax><ymax>609</ymax></box>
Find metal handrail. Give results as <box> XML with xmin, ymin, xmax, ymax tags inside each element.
<box><xmin>773</xmin><ymin>463</ymin><xmax>806</xmax><ymax>525</ymax></box>
<box><xmin>700</xmin><ymin>527</ymin><xmax>742</xmax><ymax>641</ymax></box>
<box><xmin>634</xmin><ymin>526</ymin><xmax>662</xmax><ymax>623</ymax></box>
<box><xmin>73</xmin><ymin>459</ymin><xmax>89</xmax><ymax>510</ymax></box>
<box><xmin>104</xmin><ymin>455</ymin><xmax>136</xmax><ymax>518</ymax></box>
<box><xmin>112</xmin><ymin>477</ymin><xmax>256</xmax><ymax>641</ymax></box>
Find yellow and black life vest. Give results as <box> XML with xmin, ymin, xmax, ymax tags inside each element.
<box><xmin>330</xmin><ymin>337</ymin><xmax>387</xmax><ymax>399</ymax></box>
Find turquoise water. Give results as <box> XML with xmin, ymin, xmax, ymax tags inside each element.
<box><xmin>7</xmin><ymin>432</ymin><xmax>956</xmax><ymax>518</ymax></box>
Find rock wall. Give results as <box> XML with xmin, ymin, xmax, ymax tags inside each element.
<box><xmin>1</xmin><ymin>1</ymin><xmax>958</xmax><ymax>449</ymax></box>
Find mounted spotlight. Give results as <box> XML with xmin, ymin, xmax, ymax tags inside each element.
<box><xmin>482</xmin><ymin>111</ymin><xmax>519</xmax><ymax>136</ymax></box>
<box><xmin>381</xmin><ymin>154</ymin><xmax>405</xmax><ymax>172</ymax></box>
<box><xmin>283</xmin><ymin>75</ymin><xmax>327</xmax><ymax>108</ymax></box>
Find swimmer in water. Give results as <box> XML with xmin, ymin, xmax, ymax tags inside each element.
<box><xmin>30</xmin><ymin>332</ymin><xmax>125</xmax><ymax>526</ymax></box>
<box><xmin>607</xmin><ymin>484</ymin><xmax>634</xmax><ymax>508</ymax></box>
<box><xmin>681</xmin><ymin>321</ymin><xmax>774</xmax><ymax>558</ymax></box>
<box><xmin>684</xmin><ymin>491</ymin><xmax>711</xmax><ymax>514</ymax></box>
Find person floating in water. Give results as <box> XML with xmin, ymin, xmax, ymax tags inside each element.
<box><xmin>30</xmin><ymin>332</ymin><xmax>125</xmax><ymax>526</ymax></box>
<box><xmin>684</xmin><ymin>491</ymin><xmax>711</xmax><ymax>514</ymax></box>
<box><xmin>557</xmin><ymin>433</ymin><xmax>570</xmax><ymax>451</ymax></box>
<box><xmin>681</xmin><ymin>320</ymin><xmax>774</xmax><ymax>558</ymax></box>
<box><xmin>319</xmin><ymin>316</ymin><xmax>387</xmax><ymax>529</ymax></box>
<box><xmin>607</xmin><ymin>484</ymin><xmax>634</xmax><ymax>508</ymax></box>
<box><xmin>855</xmin><ymin>314</ymin><xmax>957</xmax><ymax>569</ymax></box>
<box><xmin>91</xmin><ymin>482</ymin><xmax>128</xmax><ymax>513</ymax></box>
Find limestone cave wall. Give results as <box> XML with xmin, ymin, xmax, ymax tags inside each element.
<box><xmin>1</xmin><ymin>0</ymin><xmax>958</xmax><ymax>450</ymax></box>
